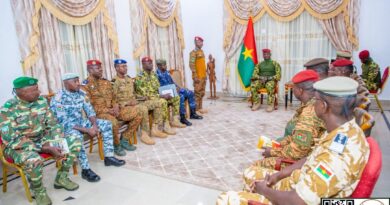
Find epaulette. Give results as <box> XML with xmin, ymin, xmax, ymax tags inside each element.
<box><xmin>82</xmin><ymin>79</ymin><xmax>89</xmax><ymax>85</ymax></box>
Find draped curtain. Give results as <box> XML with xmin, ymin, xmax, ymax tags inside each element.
<box><xmin>222</xmin><ymin>0</ymin><xmax>360</xmax><ymax>96</ymax></box>
<box><xmin>129</xmin><ymin>0</ymin><xmax>186</xmax><ymax>87</ymax></box>
<box><xmin>11</xmin><ymin>0</ymin><xmax>119</xmax><ymax>94</ymax></box>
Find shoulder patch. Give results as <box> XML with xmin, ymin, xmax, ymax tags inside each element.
<box><xmin>314</xmin><ymin>162</ymin><xmax>334</xmax><ymax>182</ymax></box>
<box><xmin>329</xmin><ymin>133</ymin><xmax>348</xmax><ymax>154</ymax></box>
<box><xmin>82</xmin><ymin>79</ymin><xmax>89</xmax><ymax>85</ymax></box>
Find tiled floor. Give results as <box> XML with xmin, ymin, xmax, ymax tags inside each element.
<box><xmin>0</xmin><ymin>97</ymin><xmax>389</xmax><ymax>205</ymax></box>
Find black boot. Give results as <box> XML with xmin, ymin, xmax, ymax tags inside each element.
<box><xmin>180</xmin><ymin>114</ymin><xmax>192</xmax><ymax>126</ymax></box>
<box><xmin>81</xmin><ymin>169</ymin><xmax>101</xmax><ymax>182</ymax></box>
<box><xmin>190</xmin><ymin>109</ymin><xmax>203</xmax><ymax>119</ymax></box>
<box><xmin>104</xmin><ymin>157</ymin><xmax>126</xmax><ymax>167</ymax></box>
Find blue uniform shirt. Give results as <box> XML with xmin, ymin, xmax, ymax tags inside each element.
<box><xmin>156</xmin><ymin>68</ymin><xmax>176</xmax><ymax>87</ymax></box>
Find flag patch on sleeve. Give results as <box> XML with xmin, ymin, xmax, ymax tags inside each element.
<box><xmin>314</xmin><ymin>162</ymin><xmax>334</xmax><ymax>182</ymax></box>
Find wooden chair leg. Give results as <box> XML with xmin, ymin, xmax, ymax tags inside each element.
<box><xmin>2</xmin><ymin>166</ymin><xmax>7</xmax><ymax>193</ymax></box>
<box><xmin>185</xmin><ymin>101</ymin><xmax>190</xmax><ymax>118</ymax></box>
<box><xmin>73</xmin><ymin>162</ymin><xmax>78</xmax><ymax>175</ymax></box>
<box><xmin>133</xmin><ymin>132</ymin><xmax>137</xmax><ymax>144</ymax></box>
<box><xmin>89</xmin><ymin>137</ymin><xmax>94</xmax><ymax>153</ymax></box>
<box><xmin>374</xmin><ymin>95</ymin><xmax>384</xmax><ymax>113</ymax></box>
<box><xmin>98</xmin><ymin>135</ymin><xmax>104</xmax><ymax>160</ymax></box>
<box><xmin>19</xmin><ymin>168</ymin><xmax>33</xmax><ymax>202</ymax></box>
<box><xmin>260</xmin><ymin>94</ymin><xmax>264</xmax><ymax>104</ymax></box>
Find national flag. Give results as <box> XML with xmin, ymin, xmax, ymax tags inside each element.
<box><xmin>237</xmin><ymin>16</ymin><xmax>258</xmax><ymax>91</ymax></box>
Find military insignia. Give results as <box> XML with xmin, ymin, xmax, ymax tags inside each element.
<box><xmin>92</xmin><ymin>60</ymin><xmax>96</xmax><ymax>65</ymax></box>
<box><xmin>3</xmin><ymin>102</ymin><xmax>12</xmax><ymax>108</ymax></box>
<box><xmin>16</xmin><ymin>115</ymin><xmax>28</xmax><ymax>123</ymax></box>
<box><xmin>329</xmin><ymin>133</ymin><xmax>348</xmax><ymax>154</ymax></box>
<box><xmin>314</xmin><ymin>162</ymin><xmax>334</xmax><ymax>182</ymax></box>
<box><xmin>29</xmin><ymin>79</ymin><xmax>35</xmax><ymax>85</ymax></box>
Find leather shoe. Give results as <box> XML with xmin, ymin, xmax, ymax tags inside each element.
<box><xmin>104</xmin><ymin>157</ymin><xmax>126</xmax><ymax>167</ymax></box>
<box><xmin>81</xmin><ymin>169</ymin><xmax>100</xmax><ymax>182</ymax></box>
<box><xmin>190</xmin><ymin>109</ymin><xmax>203</xmax><ymax>119</ymax></box>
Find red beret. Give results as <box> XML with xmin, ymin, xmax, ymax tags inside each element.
<box><xmin>87</xmin><ymin>59</ymin><xmax>102</xmax><ymax>65</ymax></box>
<box><xmin>194</xmin><ymin>36</ymin><xmax>203</xmax><ymax>41</ymax></box>
<box><xmin>359</xmin><ymin>50</ymin><xmax>370</xmax><ymax>59</ymax></box>
<box><xmin>141</xmin><ymin>56</ymin><xmax>152</xmax><ymax>63</ymax></box>
<box><xmin>262</xmin><ymin>48</ymin><xmax>271</xmax><ymax>53</ymax></box>
<box><xmin>332</xmin><ymin>59</ymin><xmax>354</xmax><ymax>67</ymax></box>
<box><xmin>292</xmin><ymin>70</ymin><xmax>319</xmax><ymax>84</ymax></box>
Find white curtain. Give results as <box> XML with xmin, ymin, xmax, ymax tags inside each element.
<box><xmin>226</xmin><ymin>11</ymin><xmax>336</xmax><ymax>97</ymax></box>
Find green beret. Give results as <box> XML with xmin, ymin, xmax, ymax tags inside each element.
<box><xmin>62</xmin><ymin>73</ymin><xmax>79</xmax><ymax>81</ymax></box>
<box><xmin>156</xmin><ymin>59</ymin><xmax>167</xmax><ymax>65</ymax></box>
<box><xmin>13</xmin><ymin>76</ymin><xmax>38</xmax><ymax>89</ymax></box>
<box><xmin>314</xmin><ymin>76</ymin><xmax>358</xmax><ymax>96</ymax></box>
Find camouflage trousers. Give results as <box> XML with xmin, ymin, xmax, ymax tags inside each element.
<box><xmin>141</xmin><ymin>98</ymin><xmax>166</xmax><ymax>125</ymax></box>
<box><xmin>4</xmin><ymin>135</ymin><xmax>81</xmax><ymax>190</ymax></box>
<box><xmin>118</xmin><ymin>105</ymin><xmax>144</xmax><ymax>139</ymax></box>
<box><xmin>216</xmin><ymin>167</ymin><xmax>292</xmax><ymax>205</ymax></box>
<box><xmin>251</xmin><ymin>157</ymin><xmax>288</xmax><ymax>171</ymax></box>
<box><xmin>194</xmin><ymin>78</ymin><xmax>206</xmax><ymax>110</ymax></box>
<box><xmin>66</xmin><ymin>119</ymin><xmax>114</xmax><ymax>169</ymax></box>
<box><xmin>165</xmin><ymin>96</ymin><xmax>180</xmax><ymax>118</ymax></box>
<box><xmin>250</xmin><ymin>80</ymin><xmax>276</xmax><ymax>105</ymax></box>
<box><xmin>179</xmin><ymin>88</ymin><xmax>196</xmax><ymax>115</ymax></box>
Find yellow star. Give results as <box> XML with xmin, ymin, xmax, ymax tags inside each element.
<box><xmin>242</xmin><ymin>47</ymin><xmax>253</xmax><ymax>60</ymax></box>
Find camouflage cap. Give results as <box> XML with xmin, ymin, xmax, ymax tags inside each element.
<box><xmin>156</xmin><ymin>59</ymin><xmax>167</xmax><ymax>65</ymax></box>
<box><xmin>314</xmin><ymin>76</ymin><xmax>358</xmax><ymax>96</ymax></box>
<box><xmin>336</xmin><ymin>50</ymin><xmax>352</xmax><ymax>58</ymax></box>
<box><xmin>13</xmin><ymin>76</ymin><xmax>38</xmax><ymax>89</ymax></box>
<box><xmin>62</xmin><ymin>73</ymin><xmax>79</xmax><ymax>81</ymax></box>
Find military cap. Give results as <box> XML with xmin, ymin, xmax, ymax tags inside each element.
<box><xmin>336</xmin><ymin>50</ymin><xmax>352</xmax><ymax>58</ymax></box>
<box><xmin>314</xmin><ymin>76</ymin><xmax>358</xmax><ymax>96</ymax></box>
<box><xmin>13</xmin><ymin>76</ymin><xmax>38</xmax><ymax>89</ymax></box>
<box><xmin>87</xmin><ymin>59</ymin><xmax>102</xmax><ymax>65</ymax></box>
<box><xmin>62</xmin><ymin>73</ymin><xmax>79</xmax><ymax>81</ymax></box>
<box><xmin>359</xmin><ymin>50</ymin><xmax>370</xmax><ymax>59</ymax></box>
<box><xmin>156</xmin><ymin>59</ymin><xmax>167</xmax><ymax>65</ymax></box>
<box><xmin>262</xmin><ymin>48</ymin><xmax>271</xmax><ymax>53</ymax></box>
<box><xmin>292</xmin><ymin>70</ymin><xmax>319</xmax><ymax>84</ymax></box>
<box><xmin>141</xmin><ymin>56</ymin><xmax>153</xmax><ymax>63</ymax></box>
<box><xmin>304</xmin><ymin>58</ymin><xmax>329</xmax><ymax>68</ymax></box>
<box><xmin>114</xmin><ymin>59</ymin><xmax>127</xmax><ymax>65</ymax></box>
<box><xmin>194</xmin><ymin>36</ymin><xmax>203</xmax><ymax>41</ymax></box>
<box><xmin>332</xmin><ymin>59</ymin><xmax>353</xmax><ymax>67</ymax></box>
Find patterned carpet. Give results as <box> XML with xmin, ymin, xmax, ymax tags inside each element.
<box><xmin>121</xmin><ymin>98</ymin><xmax>295</xmax><ymax>191</ymax></box>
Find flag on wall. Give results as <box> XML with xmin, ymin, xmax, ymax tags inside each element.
<box><xmin>237</xmin><ymin>17</ymin><xmax>258</xmax><ymax>91</ymax></box>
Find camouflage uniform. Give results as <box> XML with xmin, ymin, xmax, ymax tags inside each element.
<box><xmin>361</xmin><ymin>58</ymin><xmax>381</xmax><ymax>91</ymax></box>
<box><xmin>216</xmin><ymin>119</ymin><xmax>369</xmax><ymax>205</ymax></box>
<box><xmin>251</xmin><ymin>59</ymin><xmax>281</xmax><ymax>105</ymax></box>
<box><xmin>50</xmin><ymin>89</ymin><xmax>115</xmax><ymax>170</ymax></box>
<box><xmin>251</xmin><ymin>98</ymin><xmax>325</xmax><ymax>169</ymax></box>
<box><xmin>112</xmin><ymin>76</ymin><xmax>146</xmax><ymax>136</ymax></box>
<box><xmin>350</xmin><ymin>73</ymin><xmax>371</xmax><ymax>108</ymax></box>
<box><xmin>134</xmin><ymin>71</ymin><xmax>167</xmax><ymax>124</ymax></box>
<box><xmin>0</xmin><ymin>96</ymin><xmax>81</xmax><ymax>194</ymax></box>
<box><xmin>189</xmin><ymin>49</ymin><xmax>207</xmax><ymax>110</ymax></box>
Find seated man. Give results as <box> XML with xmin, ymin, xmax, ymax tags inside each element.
<box><xmin>0</xmin><ymin>77</ymin><xmax>82</xmax><ymax>205</ymax></box>
<box><xmin>304</xmin><ymin>58</ymin><xmax>329</xmax><ymax>80</ymax></box>
<box><xmin>50</xmin><ymin>73</ymin><xmax>125</xmax><ymax>183</ymax></box>
<box><xmin>217</xmin><ymin>77</ymin><xmax>369</xmax><ymax>205</ymax></box>
<box><xmin>112</xmin><ymin>59</ymin><xmax>160</xmax><ymax>145</ymax></box>
<box><xmin>250</xmin><ymin>49</ymin><xmax>281</xmax><ymax>112</ymax></box>
<box><xmin>359</xmin><ymin>50</ymin><xmax>381</xmax><ymax>91</ymax></box>
<box><xmin>135</xmin><ymin>57</ymin><xmax>175</xmax><ymax>136</ymax></box>
<box><xmin>252</xmin><ymin>70</ymin><xmax>325</xmax><ymax>170</ymax></box>
<box><xmin>82</xmin><ymin>59</ymin><xmax>137</xmax><ymax>156</ymax></box>
<box><xmin>156</xmin><ymin>59</ymin><xmax>202</xmax><ymax>126</ymax></box>
<box><xmin>328</xmin><ymin>59</ymin><xmax>370</xmax><ymax>109</ymax></box>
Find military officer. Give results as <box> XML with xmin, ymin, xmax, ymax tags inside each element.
<box><xmin>135</xmin><ymin>57</ymin><xmax>175</xmax><ymax>136</ymax></box>
<box><xmin>50</xmin><ymin>73</ymin><xmax>125</xmax><ymax>183</ymax></box>
<box><xmin>156</xmin><ymin>59</ymin><xmax>202</xmax><ymax>127</ymax></box>
<box><xmin>112</xmin><ymin>59</ymin><xmax>155</xmax><ymax>145</ymax></box>
<box><xmin>81</xmin><ymin>59</ymin><xmax>134</xmax><ymax>156</ymax></box>
<box><xmin>189</xmin><ymin>36</ymin><xmax>208</xmax><ymax>114</ymax></box>
<box><xmin>252</xmin><ymin>70</ymin><xmax>326</xmax><ymax>170</ymax></box>
<box><xmin>216</xmin><ymin>77</ymin><xmax>369</xmax><ymax>205</ymax></box>
<box><xmin>0</xmin><ymin>77</ymin><xmax>82</xmax><ymax>205</ymax></box>
<box><xmin>359</xmin><ymin>50</ymin><xmax>382</xmax><ymax>91</ymax></box>
<box><xmin>304</xmin><ymin>58</ymin><xmax>329</xmax><ymax>80</ymax></box>
<box><xmin>250</xmin><ymin>49</ymin><xmax>281</xmax><ymax>112</ymax></box>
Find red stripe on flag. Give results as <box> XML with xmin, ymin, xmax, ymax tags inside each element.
<box><xmin>319</xmin><ymin>165</ymin><xmax>332</xmax><ymax>176</ymax></box>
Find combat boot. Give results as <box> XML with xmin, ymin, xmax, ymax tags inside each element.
<box><xmin>180</xmin><ymin>114</ymin><xmax>192</xmax><ymax>126</ymax></box>
<box><xmin>34</xmin><ymin>186</ymin><xmax>52</xmax><ymax>205</ymax></box>
<box><xmin>120</xmin><ymin>138</ymin><xmax>137</xmax><ymax>151</ymax></box>
<box><xmin>163</xmin><ymin>121</ymin><xmax>176</xmax><ymax>135</ymax></box>
<box><xmin>54</xmin><ymin>171</ymin><xmax>79</xmax><ymax>191</ymax></box>
<box><xmin>114</xmin><ymin>144</ymin><xmax>126</xmax><ymax>156</ymax></box>
<box><xmin>140</xmin><ymin>130</ymin><xmax>155</xmax><ymax>145</ymax></box>
<box><xmin>151</xmin><ymin>124</ymin><xmax>168</xmax><ymax>138</ymax></box>
<box><xmin>190</xmin><ymin>109</ymin><xmax>202</xmax><ymax>119</ymax></box>
<box><xmin>171</xmin><ymin>115</ymin><xmax>186</xmax><ymax>128</ymax></box>
<box><xmin>266</xmin><ymin>105</ymin><xmax>274</xmax><ymax>112</ymax></box>
<box><xmin>251</xmin><ymin>103</ymin><xmax>261</xmax><ymax>111</ymax></box>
